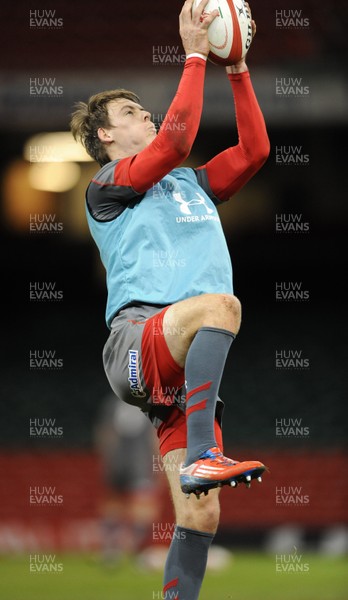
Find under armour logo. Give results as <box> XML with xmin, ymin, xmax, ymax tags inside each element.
<box><xmin>173</xmin><ymin>191</ymin><xmax>214</xmax><ymax>216</ymax></box>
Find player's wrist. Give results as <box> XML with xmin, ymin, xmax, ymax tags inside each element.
<box><xmin>226</xmin><ymin>60</ymin><xmax>249</xmax><ymax>74</ymax></box>
<box><xmin>186</xmin><ymin>52</ymin><xmax>208</xmax><ymax>61</ymax></box>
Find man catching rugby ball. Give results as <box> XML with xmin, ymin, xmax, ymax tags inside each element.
<box><xmin>71</xmin><ymin>1</ymin><xmax>270</xmax><ymax>597</ymax></box>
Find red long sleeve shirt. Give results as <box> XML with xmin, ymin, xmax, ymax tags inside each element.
<box><xmin>114</xmin><ymin>57</ymin><xmax>270</xmax><ymax>201</ymax></box>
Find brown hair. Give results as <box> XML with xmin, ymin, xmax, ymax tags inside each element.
<box><xmin>70</xmin><ymin>89</ymin><xmax>140</xmax><ymax>166</ymax></box>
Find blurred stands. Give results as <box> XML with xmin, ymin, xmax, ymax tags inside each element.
<box><xmin>0</xmin><ymin>450</ymin><xmax>347</xmax><ymax>552</ymax></box>
<box><xmin>1</xmin><ymin>0</ymin><xmax>347</xmax><ymax>70</ymax></box>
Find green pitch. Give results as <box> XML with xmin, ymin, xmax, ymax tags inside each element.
<box><xmin>0</xmin><ymin>552</ymin><xmax>346</xmax><ymax>600</ymax></box>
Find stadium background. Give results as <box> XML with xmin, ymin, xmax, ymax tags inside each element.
<box><xmin>0</xmin><ymin>0</ymin><xmax>347</xmax><ymax>598</ymax></box>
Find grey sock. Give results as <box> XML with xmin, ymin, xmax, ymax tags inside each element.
<box><xmin>184</xmin><ymin>326</ymin><xmax>234</xmax><ymax>466</ymax></box>
<box><xmin>163</xmin><ymin>525</ymin><xmax>214</xmax><ymax>600</ymax></box>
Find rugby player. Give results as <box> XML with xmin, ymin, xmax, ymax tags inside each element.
<box><xmin>71</xmin><ymin>1</ymin><xmax>270</xmax><ymax>597</ymax></box>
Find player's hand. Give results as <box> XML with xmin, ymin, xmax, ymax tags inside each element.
<box><xmin>179</xmin><ymin>0</ymin><xmax>219</xmax><ymax>57</ymax></box>
<box><xmin>226</xmin><ymin>2</ymin><xmax>256</xmax><ymax>74</ymax></box>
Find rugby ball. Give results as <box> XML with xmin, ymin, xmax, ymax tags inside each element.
<box><xmin>192</xmin><ymin>0</ymin><xmax>252</xmax><ymax>66</ymax></box>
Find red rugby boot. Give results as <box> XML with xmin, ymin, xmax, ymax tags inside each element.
<box><xmin>180</xmin><ymin>447</ymin><xmax>266</xmax><ymax>498</ymax></box>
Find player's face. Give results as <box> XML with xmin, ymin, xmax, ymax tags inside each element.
<box><xmin>105</xmin><ymin>99</ymin><xmax>157</xmax><ymax>157</ymax></box>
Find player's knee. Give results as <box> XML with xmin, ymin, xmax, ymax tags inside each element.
<box><xmin>178</xmin><ymin>494</ymin><xmax>220</xmax><ymax>534</ymax></box>
<box><xmin>201</xmin><ymin>293</ymin><xmax>241</xmax><ymax>331</ymax></box>
<box><xmin>192</xmin><ymin>495</ymin><xmax>220</xmax><ymax>533</ymax></box>
<box><xmin>195</xmin><ymin>502</ymin><xmax>220</xmax><ymax>533</ymax></box>
<box><xmin>221</xmin><ymin>294</ymin><xmax>241</xmax><ymax>323</ymax></box>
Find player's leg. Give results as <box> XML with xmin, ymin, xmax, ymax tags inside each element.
<box><xmin>163</xmin><ymin>293</ymin><xmax>238</xmax><ymax>466</ymax></box>
<box><xmin>162</xmin><ymin>448</ymin><xmax>220</xmax><ymax>600</ymax></box>
<box><xmin>162</xmin><ymin>293</ymin><xmax>265</xmax><ymax>495</ymax></box>
<box><xmin>163</xmin><ymin>292</ymin><xmax>241</xmax><ymax>368</ymax></box>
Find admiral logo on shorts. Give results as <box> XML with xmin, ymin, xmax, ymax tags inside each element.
<box><xmin>128</xmin><ymin>350</ymin><xmax>146</xmax><ymax>399</ymax></box>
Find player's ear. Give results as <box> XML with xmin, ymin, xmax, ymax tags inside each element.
<box><xmin>97</xmin><ymin>127</ymin><xmax>113</xmax><ymax>143</ymax></box>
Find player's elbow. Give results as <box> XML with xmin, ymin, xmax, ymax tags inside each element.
<box><xmin>163</xmin><ymin>109</ymin><xmax>193</xmax><ymax>160</ymax></box>
<box><xmin>171</xmin><ymin>136</ymin><xmax>192</xmax><ymax>162</ymax></box>
<box><xmin>255</xmin><ymin>133</ymin><xmax>271</xmax><ymax>165</ymax></box>
<box><xmin>172</xmin><ymin>145</ymin><xmax>190</xmax><ymax>163</ymax></box>
<box><xmin>260</xmin><ymin>135</ymin><xmax>271</xmax><ymax>163</ymax></box>
<box><xmin>252</xmin><ymin>134</ymin><xmax>271</xmax><ymax>167</ymax></box>
<box><xmin>156</xmin><ymin>133</ymin><xmax>191</xmax><ymax>166</ymax></box>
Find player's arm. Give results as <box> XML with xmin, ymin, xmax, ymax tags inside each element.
<box><xmin>115</xmin><ymin>57</ymin><xmax>206</xmax><ymax>194</ymax></box>
<box><xmin>196</xmin><ymin>68</ymin><xmax>270</xmax><ymax>202</ymax></box>
<box><xmin>195</xmin><ymin>5</ymin><xmax>270</xmax><ymax>202</ymax></box>
<box><xmin>115</xmin><ymin>0</ymin><xmax>219</xmax><ymax>194</ymax></box>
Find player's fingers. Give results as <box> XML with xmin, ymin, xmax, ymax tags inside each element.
<box><xmin>193</xmin><ymin>0</ymin><xmax>210</xmax><ymax>14</ymax></box>
<box><xmin>191</xmin><ymin>0</ymin><xmax>213</xmax><ymax>22</ymax></box>
<box><xmin>244</xmin><ymin>2</ymin><xmax>256</xmax><ymax>37</ymax></box>
<box><xmin>191</xmin><ymin>0</ymin><xmax>219</xmax><ymax>26</ymax></box>
<box><xmin>245</xmin><ymin>2</ymin><xmax>252</xmax><ymax>21</ymax></box>
<box><xmin>199</xmin><ymin>9</ymin><xmax>219</xmax><ymax>28</ymax></box>
<box><xmin>179</xmin><ymin>0</ymin><xmax>194</xmax><ymax>21</ymax></box>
